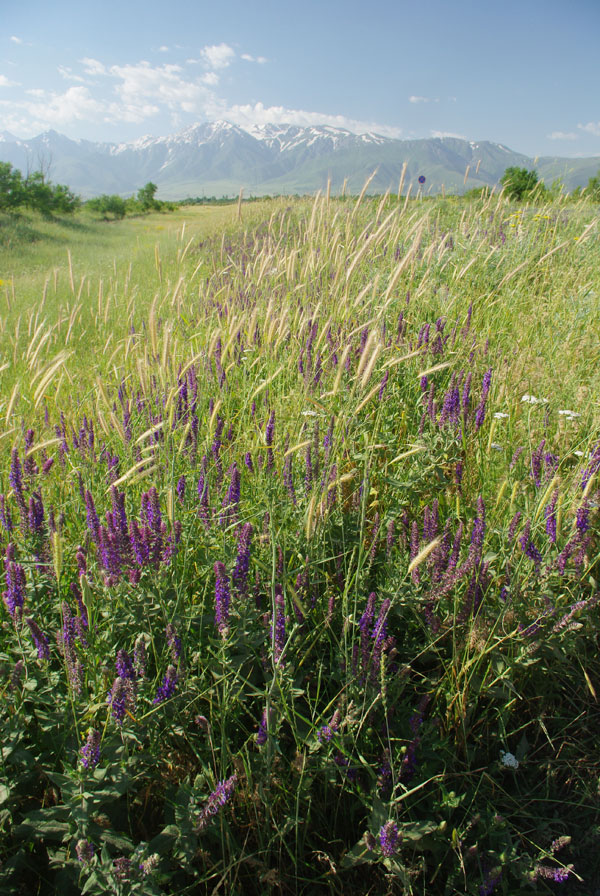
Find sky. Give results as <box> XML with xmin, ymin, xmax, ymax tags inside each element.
<box><xmin>1</xmin><ymin>0</ymin><xmax>599</xmax><ymax>157</ymax></box>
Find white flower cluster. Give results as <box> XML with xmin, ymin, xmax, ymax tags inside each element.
<box><xmin>500</xmin><ymin>750</ymin><xmax>519</xmax><ymax>769</ymax></box>
<box><xmin>521</xmin><ymin>394</ymin><xmax>549</xmax><ymax>405</ymax></box>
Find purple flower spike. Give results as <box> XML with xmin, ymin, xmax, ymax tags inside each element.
<box><xmin>256</xmin><ymin>709</ymin><xmax>269</xmax><ymax>746</ymax></box>
<box><xmin>153</xmin><ymin>665</ymin><xmax>178</xmax><ymax>704</ymax></box>
<box><xmin>214</xmin><ymin>562</ymin><xmax>231</xmax><ymax>635</ymax></box>
<box><xmin>379</xmin><ymin>820</ymin><xmax>399</xmax><ymax>857</ymax></box>
<box><xmin>26</xmin><ymin>617</ymin><xmax>50</xmax><ymax>660</ymax></box>
<box><xmin>232</xmin><ymin>523</ymin><xmax>253</xmax><ymax>599</ymax></box>
<box><xmin>80</xmin><ymin>729</ymin><xmax>101</xmax><ymax>769</ymax></box>
<box><xmin>195</xmin><ymin>774</ymin><xmax>237</xmax><ymax>831</ymax></box>
<box><xmin>273</xmin><ymin>584</ymin><xmax>286</xmax><ymax>664</ymax></box>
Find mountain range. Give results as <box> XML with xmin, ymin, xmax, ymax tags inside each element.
<box><xmin>1</xmin><ymin>120</ymin><xmax>599</xmax><ymax>199</ymax></box>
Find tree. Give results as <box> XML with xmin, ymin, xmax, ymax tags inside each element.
<box><xmin>586</xmin><ymin>169</ymin><xmax>600</xmax><ymax>201</ymax></box>
<box><xmin>0</xmin><ymin>162</ymin><xmax>24</xmax><ymax>211</ymax></box>
<box><xmin>500</xmin><ymin>167</ymin><xmax>540</xmax><ymax>201</ymax></box>
<box><xmin>137</xmin><ymin>182</ymin><xmax>158</xmax><ymax>211</ymax></box>
<box><xmin>88</xmin><ymin>194</ymin><xmax>127</xmax><ymax>220</ymax></box>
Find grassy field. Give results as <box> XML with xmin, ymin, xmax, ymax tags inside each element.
<box><xmin>0</xmin><ymin>192</ymin><xmax>599</xmax><ymax>895</ymax></box>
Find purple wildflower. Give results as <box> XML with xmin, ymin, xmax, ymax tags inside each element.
<box><xmin>26</xmin><ymin>617</ymin><xmax>50</xmax><ymax>660</ymax></box>
<box><xmin>530</xmin><ymin>439</ymin><xmax>546</xmax><ymax>488</ymax></box>
<box><xmin>256</xmin><ymin>709</ymin><xmax>269</xmax><ymax>746</ymax></box>
<box><xmin>3</xmin><ymin>550</ymin><xmax>26</xmax><ymax>618</ymax></box>
<box><xmin>153</xmin><ymin>665</ymin><xmax>178</xmax><ymax>704</ymax></box>
<box><xmin>115</xmin><ymin>649</ymin><xmax>135</xmax><ymax>680</ymax></box>
<box><xmin>379</xmin><ymin>821</ymin><xmax>399</xmax><ymax>857</ymax></box>
<box><xmin>544</xmin><ymin>489</ymin><xmax>559</xmax><ymax>543</ymax></box>
<box><xmin>166</xmin><ymin>623</ymin><xmax>182</xmax><ymax>663</ymax></box>
<box><xmin>80</xmin><ymin>729</ymin><xmax>101</xmax><ymax>769</ymax></box>
<box><xmin>317</xmin><ymin>709</ymin><xmax>341</xmax><ymax>743</ymax></box>
<box><xmin>232</xmin><ymin>523</ymin><xmax>252</xmax><ymax>598</ymax></box>
<box><xmin>107</xmin><ymin>677</ymin><xmax>135</xmax><ymax>724</ymax></box>
<box><xmin>0</xmin><ymin>494</ymin><xmax>13</xmax><ymax>533</ymax></box>
<box><xmin>272</xmin><ymin>585</ymin><xmax>286</xmax><ymax>664</ymax></box>
<box><xmin>195</xmin><ymin>774</ymin><xmax>237</xmax><ymax>831</ymax></box>
<box><xmin>75</xmin><ymin>840</ymin><xmax>95</xmax><ymax>863</ymax></box>
<box><xmin>214</xmin><ymin>561</ymin><xmax>231</xmax><ymax>635</ymax></box>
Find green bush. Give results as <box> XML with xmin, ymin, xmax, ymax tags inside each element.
<box><xmin>500</xmin><ymin>166</ymin><xmax>542</xmax><ymax>201</ymax></box>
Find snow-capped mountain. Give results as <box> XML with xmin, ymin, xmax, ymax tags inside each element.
<box><xmin>0</xmin><ymin>121</ymin><xmax>598</xmax><ymax>199</ymax></box>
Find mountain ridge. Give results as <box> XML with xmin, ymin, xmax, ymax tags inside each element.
<box><xmin>1</xmin><ymin>120</ymin><xmax>598</xmax><ymax>199</ymax></box>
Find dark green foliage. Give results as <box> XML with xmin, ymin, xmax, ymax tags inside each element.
<box><xmin>87</xmin><ymin>194</ymin><xmax>127</xmax><ymax>220</ymax></box>
<box><xmin>500</xmin><ymin>166</ymin><xmax>541</xmax><ymax>201</ymax></box>
<box><xmin>137</xmin><ymin>182</ymin><xmax>159</xmax><ymax>211</ymax></box>
<box><xmin>0</xmin><ymin>162</ymin><xmax>79</xmax><ymax>216</ymax></box>
<box><xmin>586</xmin><ymin>168</ymin><xmax>600</xmax><ymax>201</ymax></box>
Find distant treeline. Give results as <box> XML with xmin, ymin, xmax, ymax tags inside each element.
<box><xmin>0</xmin><ymin>161</ymin><xmax>79</xmax><ymax>216</ymax></box>
<box><xmin>85</xmin><ymin>182</ymin><xmax>176</xmax><ymax>219</ymax></box>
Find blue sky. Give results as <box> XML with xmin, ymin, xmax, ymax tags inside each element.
<box><xmin>1</xmin><ymin>0</ymin><xmax>599</xmax><ymax>156</ymax></box>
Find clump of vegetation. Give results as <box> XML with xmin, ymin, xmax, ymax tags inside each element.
<box><xmin>500</xmin><ymin>166</ymin><xmax>544</xmax><ymax>201</ymax></box>
<box><xmin>0</xmin><ymin>161</ymin><xmax>79</xmax><ymax>216</ymax></box>
<box><xmin>0</xmin><ymin>188</ymin><xmax>598</xmax><ymax>894</ymax></box>
<box><xmin>86</xmin><ymin>182</ymin><xmax>175</xmax><ymax>220</ymax></box>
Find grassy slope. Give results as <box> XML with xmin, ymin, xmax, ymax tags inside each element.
<box><xmin>0</xmin><ymin>193</ymin><xmax>599</xmax><ymax>894</ymax></box>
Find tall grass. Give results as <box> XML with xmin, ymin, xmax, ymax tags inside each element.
<box><xmin>0</xmin><ymin>190</ymin><xmax>598</xmax><ymax>894</ymax></box>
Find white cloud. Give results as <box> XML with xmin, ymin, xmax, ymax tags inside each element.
<box><xmin>241</xmin><ymin>53</ymin><xmax>268</xmax><ymax>64</ymax></box>
<box><xmin>0</xmin><ymin>74</ymin><xmax>18</xmax><ymax>87</ymax></box>
<box><xmin>409</xmin><ymin>95</ymin><xmax>439</xmax><ymax>104</ymax></box>
<box><xmin>10</xmin><ymin>36</ymin><xmax>23</xmax><ymax>44</ymax></box>
<box><xmin>58</xmin><ymin>65</ymin><xmax>87</xmax><ymax>84</ymax></box>
<box><xmin>158</xmin><ymin>46</ymin><xmax>169</xmax><ymax>53</ymax></box>
<box><xmin>106</xmin><ymin>61</ymin><xmax>210</xmax><ymax>122</ymax></box>
<box><xmin>216</xmin><ymin>100</ymin><xmax>402</xmax><ymax>138</ymax></box>
<box><xmin>548</xmin><ymin>131</ymin><xmax>578</xmax><ymax>141</ymax></box>
<box><xmin>4</xmin><ymin>86</ymin><xmax>104</xmax><ymax>129</ymax></box>
<box><xmin>578</xmin><ymin>121</ymin><xmax>600</xmax><ymax>137</ymax></box>
<box><xmin>201</xmin><ymin>72</ymin><xmax>219</xmax><ymax>86</ymax></box>
<box><xmin>431</xmin><ymin>130</ymin><xmax>467</xmax><ymax>140</ymax></box>
<box><xmin>80</xmin><ymin>57</ymin><xmax>107</xmax><ymax>76</ymax></box>
<box><xmin>201</xmin><ymin>43</ymin><xmax>235</xmax><ymax>70</ymax></box>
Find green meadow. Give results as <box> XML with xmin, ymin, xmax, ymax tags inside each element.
<box><xmin>0</xmin><ymin>190</ymin><xmax>599</xmax><ymax>895</ymax></box>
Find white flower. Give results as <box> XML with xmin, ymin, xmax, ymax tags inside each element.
<box><xmin>558</xmin><ymin>410</ymin><xmax>581</xmax><ymax>418</ymax></box>
<box><xmin>302</xmin><ymin>410</ymin><xmax>318</xmax><ymax>417</ymax></box>
<box><xmin>493</xmin><ymin>412</ymin><xmax>509</xmax><ymax>419</ymax></box>
<box><xmin>500</xmin><ymin>750</ymin><xmax>519</xmax><ymax>769</ymax></box>
<box><xmin>574</xmin><ymin>450</ymin><xmax>585</xmax><ymax>457</ymax></box>
<box><xmin>490</xmin><ymin>442</ymin><xmax>503</xmax><ymax>451</ymax></box>
<box><xmin>521</xmin><ymin>394</ymin><xmax>548</xmax><ymax>405</ymax></box>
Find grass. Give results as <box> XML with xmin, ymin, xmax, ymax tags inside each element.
<box><xmin>0</xmin><ymin>189</ymin><xmax>599</xmax><ymax>895</ymax></box>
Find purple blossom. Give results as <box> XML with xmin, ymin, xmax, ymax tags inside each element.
<box><xmin>3</xmin><ymin>550</ymin><xmax>26</xmax><ymax>618</ymax></box>
<box><xmin>272</xmin><ymin>584</ymin><xmax>286</xmax><ymax>664</ymax></box>
<box><xmin>474</xmin><ymin>368</ymin><xmax>492</xmax><ymax>429</ymax></box>
<box><xmin>256</xmin><ymin>709</ymin><xmax>269</xmax><ymax>746</ymax></box>
<box><xmin>195</xmin><ymin>774</ymin><xmax>237</xmax><ymax>831</ymax></box>
<box><xmin>153</xmin><ymin>664</ymin><xmax>178</xmax><ymax>704</ymax></box>
<box><xmin>115</xmin><ymin>649</ymin><xmax>135</xmax><ymax>680</ymax></box>
<box><xmin>317</xmin><ymin>709</ymin><xmax>341</xmax><ymax>743</ymax></box>
<box><xmin>0</xmin><ymin>494</ymin><xmax>13</xmax><ymax>533</ymax></box>
<box><xmin>166</xmin><ymin>623</ymin><xmax>182</xmax><ymax>663</ymax></box>
<box><xmin>80</xmin><ymin>729</ymin><xmax>101</xmax><ymax>769</ymax></box>
<box><xmin>214</xmin><ymin>562</ymin><xmax>231</xmax><ymax>635</ymax></box>
<box><xmin>379</xmin><ymin>821</ymin><xmax>399</xmax><ymax>857</ymax></box>
<box><xmin>530</xmin><ymin>439</ymin><xmax>546</xmax><ymax>488</ymax></box>
<box><xmin>107</xmin><ymin>677</ymin><xmax>135</xmax><ymax>724</ymax></box>
<box><xmin>232</xmin><ymin>523</ymin><xmax>253</xmax><ymax>598</ymax></box>
<box><xmin>26</xmin><ymin>617</ymin><xmax>50</xmax><ymax>660</ymax></box>
<box><xmin>544</xmin><ymin>489</ymin><xmax>558</xmax><ymax>543</ymax></box>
